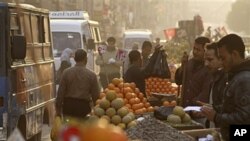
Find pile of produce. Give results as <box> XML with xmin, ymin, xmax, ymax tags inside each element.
<box><xmin>126</xmin><ymin>116</ymin><xmax>193</xmax><ymax>141</ymax></box>
<box><xmin>145</xmin><ymin>77</ymin><xmax>178</xmax><ymax>96</ymax></box>
<box><xmin>92</xmin><ymin>78</ymin><xmax>155</xmax><ymax>129</ymax></box>
<box><xmin>166</xmin><ymin>106</ymin><xmax>191</xmax><ymax>124</ymax></box>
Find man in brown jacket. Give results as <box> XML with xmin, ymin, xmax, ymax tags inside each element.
<box><xmin>56</xmin><ymin>49</ymin><xmax>100</xmax><ymax>118</ymax></box>
<box><xmin>175</xmin><ymin>37</ymin><xmax>211</xmax><ymax>107</ymax></box>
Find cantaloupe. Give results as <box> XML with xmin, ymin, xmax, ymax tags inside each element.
<box><xmin>111</xmin><ymin>98</ymin><xmax>124</xmax><ymax>110</ymax></box>
<box><xmin>106</xmin><ymin>90</ymin><xmax>117</xmax><ymax>101</ymax></box>
<box><xmin>111</xmin><ymin>115</ymin><xmax>122</xmax><ymax>125</ymax></box>
<box><xmin>172</xmin><ymin>106</ymin><xmax>185</xmax><ymax>118</ymax></box>
<box><xmin>122</xmin><ymin>115</ymin><xmax>133</xmax><ymax>124</ymax></box>
<box><xmin>167</xmin><ymin>114</ymin><xmax>182</xmax><ymax>124</ymax></box>
<box><xmin>106</xmin><ymin>107</ymin><xmax>116</xmax><ymax>117</ymax></box>
<box><xmin>182</xmin><ymin>113</ymin><xmax>191</xmax><ymax>123</ymax></box>
<box><xmin>99</xmin><ymin>99</ymin><xmax>111</xmax><ymax>110</ymax></box>
<box><xmin>127</xmin><ymin>121</ymin><xmax>137</xmax><ymax>128</ymax></box>
<box><xmin>117</xmin><ymin>107</ymin><xmax>129</xmax><ymax>117</ymax></box>
<box><xmin>94</xmin><ymin>107</ymin><xmax>105</xmax><ymax>117</ymax></box>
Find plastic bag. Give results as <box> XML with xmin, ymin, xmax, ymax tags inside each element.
<box><xmin>144</xmin><ymin>50</ymin><xmax>171</xmax><ymax>78</ymax></box>
<box><xmin>154</xmin><ymin>106</ymin><xmax>174</xmax><ymax>120</ymax></box>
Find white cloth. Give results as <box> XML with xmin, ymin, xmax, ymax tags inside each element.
<box><xmin>60</xmin><ymin>48</ymin><xmax>73</xmax><ymax>63</ymax></box>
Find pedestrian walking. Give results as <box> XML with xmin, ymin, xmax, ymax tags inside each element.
<box><xmin>56</xmin><ymin>49</ymin><xmax>100</xmax><ymax>119</ymax></box>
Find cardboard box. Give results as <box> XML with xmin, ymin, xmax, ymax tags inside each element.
<box><xmin>182</xmin><ymin>128</ymin><xmax>222</xmax><ymax>141</ymax></box>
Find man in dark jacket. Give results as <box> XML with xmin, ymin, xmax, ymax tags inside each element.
<box><xmin>175</xmin><ymin>36</ymin><xmax>211</xmax><ymax>107</ymax></box>
<box><xmin>56</xmin><ymin>49</ymin><xmax>100</xmax><ymax>118</ymax></box>
<box><xmin>124</xmin><ymin>50</ymin><xmax>146</xmax><ymax>96</ymax></box>
<box><xmin>201</xmin><ymin>34</ymin><xmax>250</xmax><ymax>141</ymax></box>
<box><xmin>204</xmin><ymin>42</ymin><xmax>227</xmax><ymax>127</ymax></box>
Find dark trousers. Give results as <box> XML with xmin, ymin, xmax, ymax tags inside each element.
<box><xmin>99</xmin><ymin>72</ymin><xmax>120</xmax><ymax>89</ymax></box>
<box><xmin>63</xmin><ymin>98</ymin><xmax>91</xmax><ymax>118</ymax></box>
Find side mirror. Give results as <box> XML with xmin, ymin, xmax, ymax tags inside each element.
<box><xmin>87</xmin><ymin>38</ymin><xmax>95</xmax><ymax>50</ymax></box>
<box><xmin>11</xmin><ymin>35</ymin><xmax>26</xmax><ymax>59</ymax></box>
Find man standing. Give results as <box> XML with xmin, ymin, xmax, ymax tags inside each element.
<box><xmin>201</xmin><ymin>34</ymin><xmax>250</xmax><ymax>141</ymax></box>
<box><xmin>124</xmin><ymin>50</ymin><xmax>146</xmax><ymax>96</ymax></box>
<box><xmin>56</xmin><ymin>49</ymin><xmax>100</xmax><ymax>118</ymax></box>
<box><xmin>141</xmin><ymin>41</ymin><xmax>153</xmax><ymax>69</ymax></box>
<box><xmin>96</xmin><ymin>37</ymin><xmax>122</xmax><ymax>89</ymax></box>
<box><xmin>204</xmin><ymin>42</ymin><xmax>227</xmax><ymax>127</ymax></box>
<box><xmin>175</xmin><ymin>37</ymin><xmax>211</xmax><ymax>107</ymax></box>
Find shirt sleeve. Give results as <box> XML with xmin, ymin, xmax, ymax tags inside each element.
<box><xmin>90</xmin><ymin>74</ymin><xmax>100</xmax><ymax>103</ymax></box>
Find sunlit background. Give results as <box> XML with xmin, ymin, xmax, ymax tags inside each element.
<box><xmin>1</xmin><ymin>0</ymin><xmax>249</xmax><ymax>40</ymax></box>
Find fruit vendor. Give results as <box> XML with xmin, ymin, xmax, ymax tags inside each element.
<box><xmin>124</xmin><ymin>50</ymin><xmax>146</xmax><ymax>96</ymax></box>
<box><xmin>175</xmin><ymin>37</ymin><xmax>212</xmax><ymax>107</ymax></box>
<box><xmin>201</xmin><ymin>34</ymin><xmax>250</xmax><ymax>141</ymax></box>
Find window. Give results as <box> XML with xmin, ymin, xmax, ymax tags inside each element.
<box><xmin>23</xmin><ymin>13</ymin><xmax>32</xmax><ymax>43</ymax></box>
<box><xmin>31</xmin><ymin>14</ymin><xmax>39</xmax><ymax>43</ymax></box>
<box><xmin>52</xmin><ymin>32</ymin><xmax>81</xmax><ymax>57</ymax></box>
<box><xmin>43</xmin><ymin>16</ymin><xmax>50</xmax><ymax>43</ymax></box>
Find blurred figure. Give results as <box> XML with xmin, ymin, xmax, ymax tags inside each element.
<box><xmin>201</xmin><ymin>34</ymin><xmax>250</xmax><ymax>141</ymax></box>
<box><xmin>123</xmin><ymin>42</ymin><xmax>139</xmax><ymax>75</ymax></box>
<box><xmin>96</xmin><ymin>37</ymin><xmax>122</xmax><ymax>89</ymax></box>
<box><xmin>56</xmin><ymin>49</ymin><xmax>100</xmax><ymax>119</ymax></box>
<box><xmin>56</xmin><ymin>48</ymin><xmax>74</xmax><ymax>84</ymax></box>
<box><xmin>60</xmin><ymin>48</ymin><xmax>73</xmax><ymax>65</ymax></box>
<box><xmin>141</xmin><ymin>41</ymin><xmax>153</xmax><ymax>68</ymax></box>
<box><xmin>124</xmin><ymin>50</ymin><xmax>146</xmax><ymax>95</ymax></box>
<box><xmin>56</xmin><ymin>49</ymin><xmax>100</xmax><ymax>118</ymax></box>
<box><xmin>132</xmin><ymin>42</ymin><xmax>139</xmax><ymax>50</ymax></box>
<box><xmin>56</xmin><ymin>61</ymin><xmax>71</xmax><ymax>84</ymax></box>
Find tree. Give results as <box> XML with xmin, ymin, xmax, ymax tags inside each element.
<box><xmin>226</xmin><ymin>0</ymin><xmax>250</xmax><ymax>34</ymax></box>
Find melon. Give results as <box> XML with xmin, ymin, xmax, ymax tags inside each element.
<box><xmin>106</xmin><ymin>107</ymin><xmax>116</xmax><ymax>117</ymax></box>
<box><xmin>117</xmin><ymin>123</ymin><xmax>126</xmax><ymax>129</ymax></box>
<box><xmin>122</xmin><ymin>115</ymin><xmax>133</xmax><ymax>124</ymax></box>
<box><xmin>127</xmin><ymin>121</ymin><xmax>137</xmax><ymax>128</ymax></box>
<box><xmin>93</xmin><ymin>107</ymin><xmax>105</xmax><ymax>117</ymax></box>
<box><xmin>182</xmin><ymin>113</ymin><xmax>192</xmax><ymax>123</ymax></box>
<box><xmin>172</xmin><ymin>106</ymin><xmax>185</xmax><ymax>118</ymax></box>
<box><xmin>99</xmin><ymin>99</ymin><xmax>111</xmax><ymax>110</ymax></box>
<box><xmin>106</xmin><ymin>90</ymin><xmax>117</xmax><ymax>101</ymax></box>
<box><xmin>117</xmin><ymin>107</ymin><xmax>129</xmax><ymax>117</ymax></box>
<box><xmin>167</xmin><ymin>114</ymin><xmax>182</xmax><ymax>124</ymax></box>
<box><xmin>111</xmin><ymin>98</ymin><xmax>124</xmax><ymax>110</ymax></box>
<box><xmin>111</xmin><ymin>115</ymin><xmax>122</xmax><ymax>125</ymax></box>
<box><xmin>101</xmin><ymin>115</ymin><xmax>111</xmax><ymax>123</ymax></box>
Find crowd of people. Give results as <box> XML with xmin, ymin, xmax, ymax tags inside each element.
<box><xmin>55</xmin><ymin>33</ymin><xmax>250</xmax><ymax>141</ymax></box>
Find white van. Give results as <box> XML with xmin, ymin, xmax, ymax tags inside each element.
<box><xmin>50</xmin><ymin>11</ymin><xmax>101</xmax><ymax>72</ymax></box>
<box><xmin>123</xmin><ymin>29</ymin><xmax>153</xmax><ymax>51</ymax></box>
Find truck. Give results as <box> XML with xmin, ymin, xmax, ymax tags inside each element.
<box><xmin>0</xmin><ymin>2</ymin><xmax>55</xmax><ymax>140</ymax></box>
<box><xmin>49</xmin><ymin>11</ymin><xmax>102</xmax><ymax>72</ymax></box>
<box><xmin>123</xmin><ymin>29</ymin><xmax>153</xmax><ymax>51</ymax></box>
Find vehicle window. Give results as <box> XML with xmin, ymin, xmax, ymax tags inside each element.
<box><xmin>23</xmin><ymin>13</ymin><xmax>32</xmax><ymax>43</ymax></box>
<box><xmin>94</xmin><ymin>27</ymin><xmax>100</xmax><ymax>42</ymax></box>
<box><xmin>31</xmin><ymin>14</ymin><xmax>39</xmax><ymax>43</ymax></box>
<box><xmin>52</xmin><ymin>32</ymin><xmax>81</xmax><ymax>57</ymax></box>
<box><xmin>44</xmin><ymin>16</ymin><xmax>50</xmax><ymax>43</ymax></box>
<box><xmin>124</xmin><ymin>38</ymin><xmax>150</xmax><ymax>50</ymax></box>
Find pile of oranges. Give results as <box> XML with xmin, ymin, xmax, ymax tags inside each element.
<box><xmin>98</xmin><ymin>78</ymin><xmax>154</xmax><ymax>115</ymax></box>
<box><xmin>145</xmin><ymin>77</ymin><xmax>178</xmax><ymax>96</ymax></box>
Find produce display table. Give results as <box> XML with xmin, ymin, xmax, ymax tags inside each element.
<box><xmin>182</xmin><ymin>128</ymin><xmax>222</xmax><ymax>141</ymax></box>
<box><xmin>164</xmin><ymin>120</ymin><xmax>204</xmax><ymax>131</ymax></box>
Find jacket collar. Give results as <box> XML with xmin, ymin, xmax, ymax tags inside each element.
<box><xmin>228</xmin><ymin>60</ymin><xmax>250</xmax><ymax>81</ymax></box>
